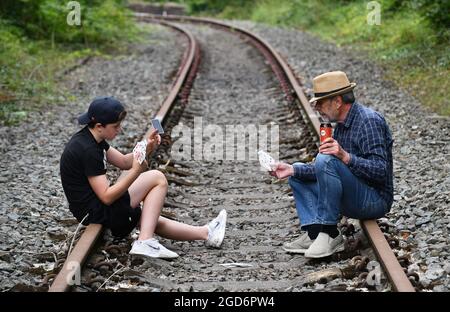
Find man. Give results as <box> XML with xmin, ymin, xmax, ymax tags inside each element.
<box><xmin>271</xmin><ymin>71</ymin><xmax>393</xmax><ymax>258</ymax></box>
<box><xmin>60</xmin><ymin>96</ymin><xmax>227</xmax><ymax>259</ymax></box>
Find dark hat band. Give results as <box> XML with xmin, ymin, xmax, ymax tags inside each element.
<box><xmin>314</xmin><ymin>85</ymin><xmax>351</xmax><ymax>97</ymax></box>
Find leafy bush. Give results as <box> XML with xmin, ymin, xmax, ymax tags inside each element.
<box><xmin>187</xmin><ymin>0</ymin><xmax>252</xmax><ymax>14</ymax></box>
<box><xmin>0</xmin><ymin>0</ymin><xmax>137</xmax><ymax>45</ymax></box>
<box><xmin>381</xmin><ymin>0</ymin><xmax>449</xmax><ymax>35</ymax></box>
<box><xmin>417</xmin><ymin>0</ymin><xmax>450</xmax><ymax>32</ymax></box>
<box><xmin>0</xmin><ymin>0</ymin><xmax>139</xmax><ymax>124</ymax></box>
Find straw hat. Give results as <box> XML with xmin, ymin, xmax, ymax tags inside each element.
<box><xmin>309</xmin><ymin>71</ymin><xmax>356</xmax><ymax>103</ymax></box>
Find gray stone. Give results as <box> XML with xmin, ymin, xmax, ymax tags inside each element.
<box><xmin>443</xmin><ymin>263</ymin><xmax>450</xmax><ymax>274</ymax></box>
<box><xmin>432</xmin><ymin>285</ymin><xmax>448</xmax><ymax>292</ymax></box>
<box><xmin>427</xmin><ymin>237</ymin><xmax>440</xmax><ymax>244</ymax></box>
<box><xmin>46</xmin><ymin>226</ymin><xmax>66</xmax><ymax>241</ymax></box>
<box><xmin>430</xmin><ymin>250</ymin><xmax>440</xmax><ymax>257</ymax></box>
<box><xmin>415</xmin><ymin>217</ymin><xmax>431</xmax><ymax>226</ymax></box>
<box><xmin>7</xmin><ymin>213</ymin><xmax>20</xmax><ymax>222</ymax></box>
<box><xmin>0</xmin><ymin>251</ymin><xmax>11</xmax><ymax>262</ymax></box>
<box><xmin>0</xmin><ymin>261</ymin><xmax>14</xmax><ymax>273</ymax></box>
<box><xmin>425</xmin><ymin>263</ymin><xmax>445</xmax><ymax>280</ymax></box>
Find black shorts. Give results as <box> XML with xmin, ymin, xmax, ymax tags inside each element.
<box><xmin>74</xmin><ymin>192</ymin><xmax>142</xmax><ymax>238</ymax></box>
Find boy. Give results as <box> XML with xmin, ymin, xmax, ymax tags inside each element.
<box><xmin>60</xmin><ymin>96</ymin><xmax>227</xmax><ymax>259</ymax></box>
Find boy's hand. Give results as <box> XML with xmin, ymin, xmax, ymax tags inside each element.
<box><xmin>132</xmin><ymin>156</ymin><xmax>148</xmax><ymax>173</ymax></box>
<box><xmin>269</xmin><ymin>162</ymin><xmax>294</xmax><ymax>179</ymax></box>
<box><xmin>146</xmin><ymin>129</ymin><xmax>161</xmax><ymax>155</ymax></box>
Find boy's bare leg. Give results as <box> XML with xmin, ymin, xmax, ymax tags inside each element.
<box><xmin>155</xmin><ymin>216</ymin><xmax>208</xmax><ymax>241</ymax></box>
<box><xmin>128</xmin><ymin>170</ymin><xmax>208</xmax><ymax>241</ymax></box>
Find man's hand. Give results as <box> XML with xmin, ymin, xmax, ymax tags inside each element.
<box><xmin>269</xmin><ymin>162</ymin><xmax>294</xmax><ymax>179</ymax></box>
<box><xmin>319</xmin><ymin>137</ymin><xmax>350</xmax><ymax>164</ymax></box>
<box><xmin>146</xmin><ymin>129</ymin><xmax>161</xmax><ymax>156</ymax></box>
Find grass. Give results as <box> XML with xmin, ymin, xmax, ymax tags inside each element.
<box><xmin>214</xmin><ymin>0</ymin><xmax>450</xmax><ymax>116</ymax></box>
<box><xmin>0</xmin><ymin>27</ymin><xmax>152</xmax><ymax>126</ymax></box>
<box><xmin>0</xmin><ymin>27</ymin><xmax>95</xmax><ymax>124</ymax></box>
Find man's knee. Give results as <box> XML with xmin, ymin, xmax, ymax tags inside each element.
<box><xmin>288</xmin><ymin>176</ymin><xmax>300</xmax><ymax>188</ymax></box>
<box><xmin>315</xmin><ymin>153</ymin><xmax>340</xmax><ymax>173</ymax></box>
<box><xmin>288</xmin><ymin>176</ymin><xmax>309</xmax><ymax>192</ymax></box>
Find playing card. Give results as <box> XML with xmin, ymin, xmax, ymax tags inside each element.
<box><xmin>258</xmin><ymin>150</ymin><xmax>275</xmax><ymax>171</ymax></box>
<box><xmin>151</xmin><ymin>118</ymin><xmax>164</xmax><ymax>134</ymax></box>
<box><xmin>133</xmin><ymin>140</ymin><xmax>147</xmax><ymax>164</ymax></box>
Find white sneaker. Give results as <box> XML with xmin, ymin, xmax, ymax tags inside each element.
<box><xmin>282</xmin><ymin>232</ymin><xmax>314</xmax><ymax>254</ymax></box>
<box><xmin>129</xmin><ymin>238</ymin><xmax>179</xmax><ymax>259</ymax></box>
<box><xmin>206</xmin><ymin>209</ymin><xmax>227</xmax><ymax>248</ymax></box>
<box><xmin>304</xmin><ymin>232</ymin><xmax>345</xmax><ymax>258</ymax></box>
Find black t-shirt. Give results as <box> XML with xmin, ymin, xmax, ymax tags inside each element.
<box><xmin>60</xmin><ymin>126</ymin><xmax>110</xmax><ymax>220</ymax></box>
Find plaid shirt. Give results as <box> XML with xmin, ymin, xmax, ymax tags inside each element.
<box><xmin>293</xmin><ymin>102</ymin><xmax>394</xmax><ymax>206</ymax></box>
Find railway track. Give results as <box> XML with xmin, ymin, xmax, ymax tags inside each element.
<box><xmin>48</xmin><ymin>14</ymin><xmax>415</xmax><ymax>292</ymax></box>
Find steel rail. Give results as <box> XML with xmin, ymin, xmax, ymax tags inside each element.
<box><xmin>49</xmin><ymin>21</ymin><xmax>199</xmax><ymax>292</ymax></box>
<box><xmin>139</xmin><ymin>13</ymin><xmax>415</xmax><ymax>292</ymax></box>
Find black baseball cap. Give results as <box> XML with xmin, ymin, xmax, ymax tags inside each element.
<box><xmin>78</xmin><ymin>96</ymin><xmax>125</xmax><ymax>125</ymax></box>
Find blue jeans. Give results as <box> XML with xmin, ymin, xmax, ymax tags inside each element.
<box><xmin>288</xmin><ymin>154</ymin><xmax>388</xmax><ymax>228</ymax></box>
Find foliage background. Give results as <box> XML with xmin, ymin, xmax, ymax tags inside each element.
<box><xmin>149</xmin><ymin>0</ymin><xmax>450</xmax><ymax>115</ymax></box>
<box><xmin>0</xmin><ymin>0</ymin><xmax>138</xmax><ymax>124</ymax></box>
<box><xmin>1</xmin><ymin>0</ymin><xmax>448</xmax><ymax>123</ymax></box>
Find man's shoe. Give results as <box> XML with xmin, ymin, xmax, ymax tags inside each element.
<box><xmin>206</xmin><ymin>209</ymin><xmax>227</xmax><ymax>248</ymax></box>
<box><xmin>129</xmin><ymin>238</ymin><xmax>179</xmax><ymax>259</ymax></box>
<box><xmin>282</xmin><ymin>232</ymin><xmax>313</xmax><ymax>254</ymax></box>
<box><xmin>304</xmin><ymin>232</ymin><xmax>345</xmax><ymax>258</ymax></box>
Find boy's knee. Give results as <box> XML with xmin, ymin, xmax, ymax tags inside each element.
<box><xmin>156</xmin><ymin>216</ymin><xmax>167</xmax><ymax>228</ymax></box>
<box><xmin>155</xmin><ymin>170</ymin><xmax>168</xmax><ymax>187</ymax></box>
<box><xmin>147</xmin><ymin>170</ymin><xmax>168</xmax><ymax>187</ymax></box>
